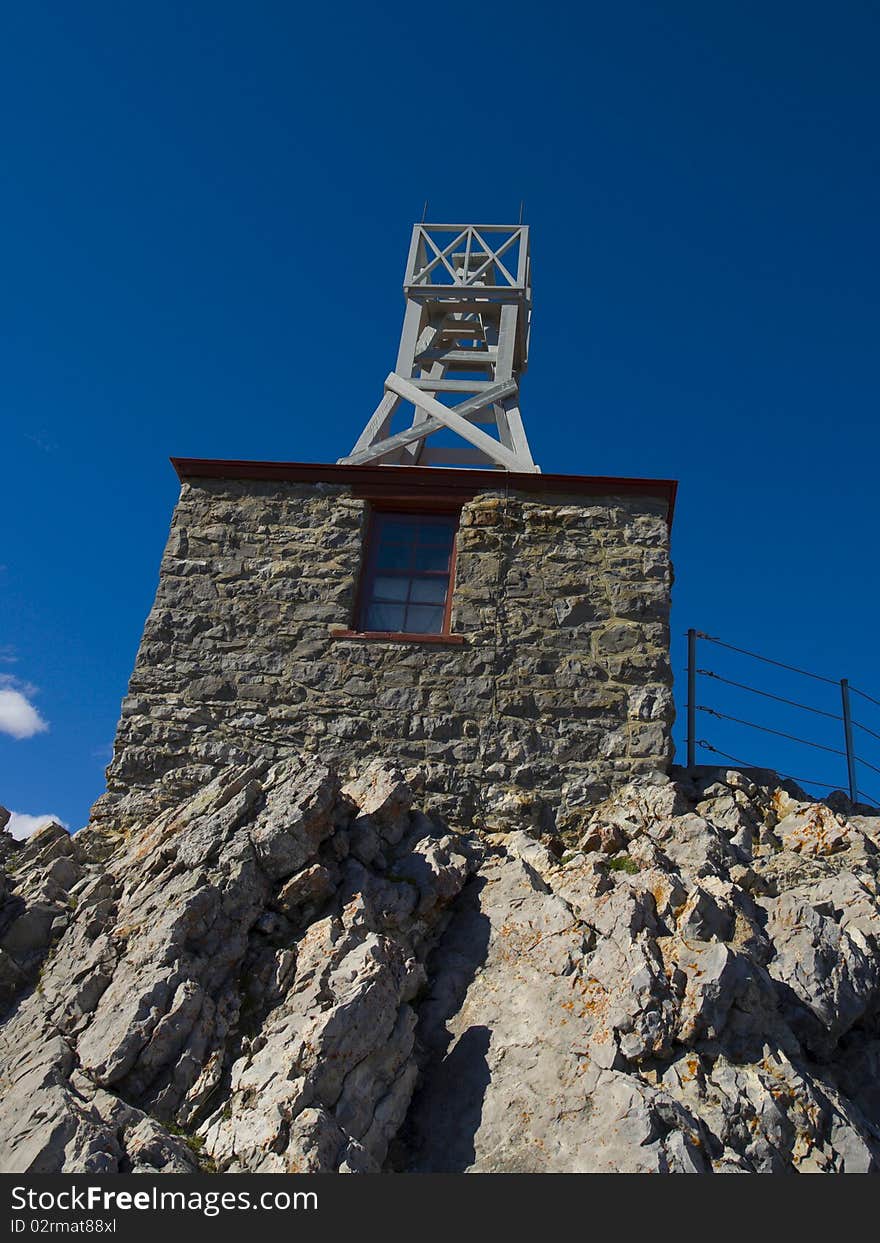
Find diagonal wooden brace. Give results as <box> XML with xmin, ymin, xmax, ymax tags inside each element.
<box><xmin>338</xmin><ymin>413</ymin><xmax>448</xmax><ymax>466</ymax></box>
<box><xmin>382</xmin><ymin>373</ymin><xmax>532</xmax><ymax>471</ymax></box>
<box><xmin>339</xmin><ymin>375</ymin><xmax>523</xmax><ymax>469</ymax></box>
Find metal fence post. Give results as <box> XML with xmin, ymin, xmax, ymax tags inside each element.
<box><xmin>840</xmin><ymin>678</ymin><xmax>858</xmax><ymax>803</ymax></box>
<box><xmin>687</xmin><ymin>629</ymin><xmax>697</xmax><ymax>769</ymax></box>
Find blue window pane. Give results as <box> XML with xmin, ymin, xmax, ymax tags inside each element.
<box><xmin>360</xmin><ymin>512</ymin><xmax>459</xmax><ymax>634</ymax></box>
<box><xmin>406</xmin><ymin>604</ymin><xmax>444</xmax><ymax>633</ymax></box>
<box><xmin>419</xmin><ymin>522</ymin><xmax>456</xmax><ymax>545</ymax></box>
<box><xmin>376</xmin><ymin>543</ymin><xmax>411</xmax><ymax>570</ymax></box>
<box><xmin>413</xmin><ymin>545</ymin><xmax>450</xmax><ymax>572</ymax></box>
<box><xmin>410</xmin><ymin>578</ymin><xmax>447</xmax><ymax>604</ymax></box>
<box><xmin>366</xmin><ymin>603</ymin><xmax>406</xmax><ymax>631</ymax></box>
<box><xmin>372</xmin><ymin>575</ymin><xmax>410</xmax><ymax>601</ymax></box>
<box><xmin>379</xmin><ymin>519</ymin><xmax>420</xmax><ymax>544</ymax></box>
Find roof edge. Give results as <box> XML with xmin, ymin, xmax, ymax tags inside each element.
<box><xmin>170</xmin><ymin>458</ymin><xmax>678</xmax><ymax>526</ymax></box>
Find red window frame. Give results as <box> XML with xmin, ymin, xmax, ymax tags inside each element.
<box><xmin>348</xmin><ymin>506</ymin><xmax>461</xmax><ymax>641</ymax></box>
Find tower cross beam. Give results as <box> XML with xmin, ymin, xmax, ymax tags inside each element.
<box><xmin>340</xmin><ymin>376</ymin><xmax>519</xmax><ymax>469</ymax></box>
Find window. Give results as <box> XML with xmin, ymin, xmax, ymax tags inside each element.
<box><xmin>357</xmin><ymin>511</ymin><xmax>458</xmax><ymax>636</ymax></box>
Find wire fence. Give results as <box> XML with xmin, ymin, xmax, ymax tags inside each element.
<box><xmin>685</xmin><ymin>629</ymin><xmax>880</xmax><ymax>808</ymax></box>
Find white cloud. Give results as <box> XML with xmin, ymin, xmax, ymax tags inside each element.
<box><xmin>0</xmin><ymin>688</ymin><xmax>49</xmax><ymax>739</ymax></box>
<box><xmin>5</xmin><ymin>811</ymin><xmax>68</xmax><ymax>841</ymax></box>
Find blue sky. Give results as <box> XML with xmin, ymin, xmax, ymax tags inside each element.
<box><xmin>2</xmin><ymin>1</ymin><xmax>879</xmax><ymax>832</ymax></box>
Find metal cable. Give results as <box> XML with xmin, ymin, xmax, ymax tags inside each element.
<box><xmin>696</xmin><ymin>634</ymin><xmax>839</xmax><ymax>685</ymax></box>
<box><xmin>696</xmin><ymin>669</ymin><xmax>841</xmax><ymax>720</ymax></box>
<box><xmin>695</xmin><ymin>740</ymin><xmax>840</xmax><ymax>790</ymax></box>
<box><xmin>853</xmin><ymin>717</ymin><xmax>880</xmax><ymax>744</ymax></box>
<box><xmin>689</xmin><ymin>633</ymin><xmax>880</xmax><ymax>808</ymax></box>
<box><xmin>696</xmin><ymin>706</ymin><xmax>848</xmax><ymax>756</ymax></box>
<box><xmin>850</xmin><ymin>685</ymin><xmax>880</xmax><ymax>710</ymax></box>
<box><xmin>857</xmin><ymin>787</ymin><xmax>880</xmax><ymax>808</ymax></box>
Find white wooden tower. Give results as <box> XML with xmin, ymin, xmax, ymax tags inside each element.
<box><xmin>339</xmin><ymin>223</ymin><xmax>539</xmax><ymax>472</ymax></box>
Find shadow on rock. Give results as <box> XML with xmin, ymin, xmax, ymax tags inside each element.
<box><xmin>393</xmin><ymin>874</ymin><xmax>492</xmax><ymax>1171</ymax></box>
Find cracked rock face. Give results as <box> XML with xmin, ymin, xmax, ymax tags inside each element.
<box><xmin>1</xmin><ymin>763</ymin><xmax>880</xmax><ymax>1173</ymax></box>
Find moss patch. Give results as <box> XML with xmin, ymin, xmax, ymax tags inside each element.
<box><xmin>607</xmin><ymin>854</ymin><xmax>640</xmax><ymax>875</ymax></box>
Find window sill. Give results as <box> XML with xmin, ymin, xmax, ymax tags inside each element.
<box><xmin>330</xmin><ymin>628</ymin><xmax>466</xmax><ymax>646</ymax></box>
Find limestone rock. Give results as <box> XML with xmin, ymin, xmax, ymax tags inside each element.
<box><xmin>0</xmin><ymin>759</ymin><xmax>476</xmax><ymax>1174</ymax></box>
<box><xmin>342</xmin><ymin>760</ymin><xmax>414</xmax><ymax>845</ymax></box>
<box><xmin>397</xmin><ymin>768</ymin><xmax>880</xmax><ymax>1172</ymax></box>
<box><xmin>2</xmin><ymin>762</ymin><xmax>880</xmax><ymax>1174</ymax></box>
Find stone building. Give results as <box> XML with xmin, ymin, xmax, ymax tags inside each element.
<box><xmin>95</xmin><ymin>224</ymin><xmax>677</xmax><ymax>831</ymax></box>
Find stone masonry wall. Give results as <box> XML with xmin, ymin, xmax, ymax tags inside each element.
<box><xmin>93</xmin><ymin>476</ymin><xmax>674</xmax><ymax>832</ymax></box>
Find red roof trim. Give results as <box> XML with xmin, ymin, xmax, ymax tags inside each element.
<box><xmin>170</xmin><ymin>458</ymin><xmax>678</xmax><ymax>526</ymax></box>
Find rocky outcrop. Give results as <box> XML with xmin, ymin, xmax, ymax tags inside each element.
<box><xmin>402</xmin><ymin>774</ymin><xmax>880</xmax><ymax>1172</ymax></box>
<box><xmin>0</xmin><ymin>818</ymin><xmax>87</xmax><ymax>1011</ymax></box>
<box><xmin>2</xmin><ymin>761</ymin><xmax>880</xmax><ymax>1173</ymax></box>
<box><xmin>0</xmin><ymin>758</ymin><xmax>476</xmax><ymax>1173</ymax></box>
